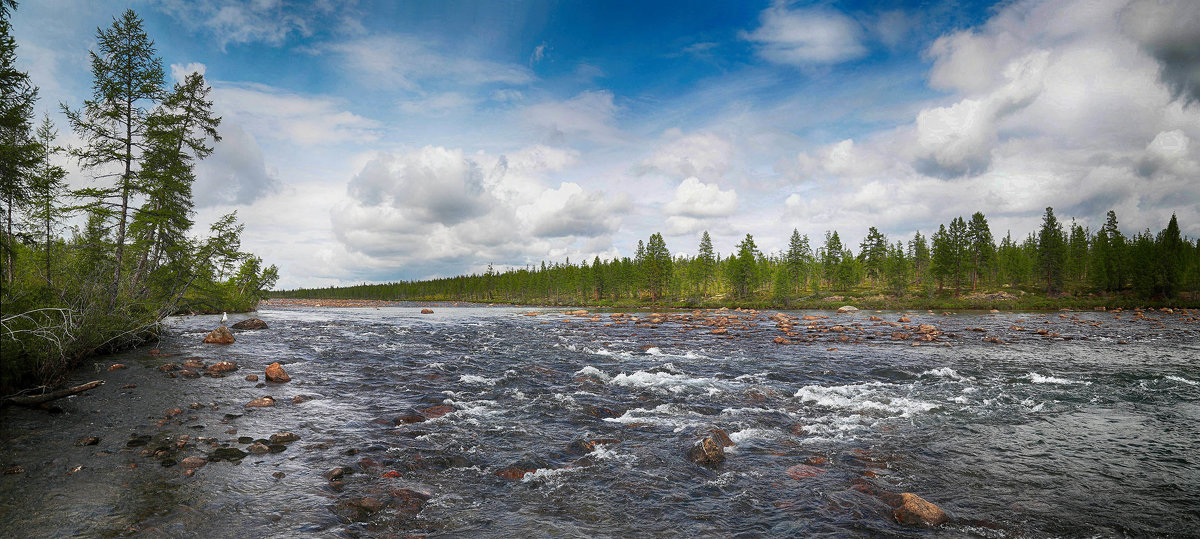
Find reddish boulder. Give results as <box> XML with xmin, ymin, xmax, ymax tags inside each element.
<box><xmin>245</xmin><ymin>374</ymin><xmax>259</xmax><ymax>382</ymax></box>
<box><xmin>245</xmin><ymin>396</ymin><xmax>276</xmax><ymax>408</ymax></box>
<box><xmin>892</xmin><ymin>493</ymin><xmax>948</xmax><ymax>527</ymax></box>
<box><xmin>230</xmin><ymin>318</ymin><xmax>268</xmax><ymax>330</ymax></box>
<box><xmin>205</xmin><ymin>361</ymin><xmax>238</xmax><ymax>376</ymax></box>
<box><xmin>420</xmin><ymin>404</ymin><xmax>455</xmax><ymax>419</ymax></box>
<box><xmin>420</xmin><ymin>308</ymin><xmax>434</xmax><ymax>314</ymax></box>
<box><xmin>687</xmin><ymin>437</ymin><xmax>725</xmax><ymax>467</ymax></box>
<box><xmin>182</xmin><ymin>358</ymin><xmax>205</xmax><ymax>369</ymax></box>
<box><xmin>180</xmin><ymin>456</ymin><xmax>207</xmax><ymax>469</ymax></box>
<box><xmin>203</xmin><ymin>326</ymin><xmax>235</xmax><ymax>344</ymax></box>
<box><xmin>265</xmin><ymin>362</ymin><xmax>290</xmax><ymax>383</ymax></box>
<box><xmin>108</xmin><ymin>363</ymin><xmax>127</xmax><ymax>371</ymax></box>
<box><xmin>710</xmin><ymin>428</ymin><xmax>735</xmax><ymax>448</ymax></box>
<box><xmin>269</xmin><ymin>432</ymin><xmax>300</xmax><ymax>444</ymax></box>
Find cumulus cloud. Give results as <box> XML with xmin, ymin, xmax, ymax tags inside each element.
<box><xmin>169</xmin><ymin>62</ymin><xmax>207</xmax><ymax>84</ymax></box>
<box><xmin>664</xmin><ymin>177</ymin><xmax>737</xmax><ymax>218</ymax></box>
<box><xmin>742</xmin><ymin>4</ymin><xmax>867</xmax><ymax>65</ymax></box>
<box><xmin>346</xmin><ymin>146</ymin><xmax>492</xmax><ymax>225</ymax></box>
<box><xmin>523</xmin><ymin>90</ymin><xmax>621</xmax><ymax>144</ymax></box>
<box><xmin>331</xmin><ymin>145</ymin><xmax>629</xmax><ymax>276</ymax></box>
<box><xmin>1121</xmin><ymin>0</ymin><xmax>1200</xmax><ymax>104</ymax></box>
<box><xmin>194</xmin><ymin>124</ymin><xmax>280</xmax><ymax>207</ymax></box>
<box><xmin>636</xmin><ymin>129</ymin><xmax>733</xmax><ymax>180</ymax></box>
<box><xmin>916</xmin><ymin>51</ymin><xmax>1049</xmax><ymax>178</ymax></box>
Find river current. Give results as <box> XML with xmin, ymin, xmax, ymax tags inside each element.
<box><xmin>1</xmin><ymin>305</ymin><xmax>1198</xmax><ymax>537</ymax></box>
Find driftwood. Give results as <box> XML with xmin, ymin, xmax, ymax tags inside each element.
<box><xmin>1</xmin><ymin>380</ymin><xmax>104</xmax><ymax>408</ymax></box>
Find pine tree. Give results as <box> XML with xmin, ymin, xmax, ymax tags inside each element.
<box><xmin>25</xmin><ymin>115</ymin><xmax>68</xmax><ymax>285</ymax></box>
<box><xmin>63</xmin><ymin>9</ymin><xmax>165</xmax><ymax>290</ymax></box>
<box><xmin>966</xmin><ymin>212</ymin><xmax>994</xmax><ymax>291</ymax></box>
<box><xmin>908</xmin><ymin>231</ymin><xmax>929</xmax><ymax>284</ymax></box>
<box><xmin>1065</xmin><ymin>220</ymin><xmax>1089</xmax><ymax>292</ymax></box>
<box><xmin>885</xmin><ymin>241</ymin><xmax>910</xmax><ymax>296</ymax></box>
<box><xmin>1036</xmin><ymin>207</ymin><xmax>1067</xmax><ymax>294</ymax></box>
<box><xmin>784</xmin><ymin>228</ymin><xmax>811</xmax><ymax>295</ymax></box>
<box><xmin>694</xmin><ymin>230</ymin><xmax>715</xmax><ymax>296</ymax></box>
<box><xmin>644</xmin><ymin>232</ymin><xmax>672</xmax><ymax>301</ymax></box>
<box><xmin>821</xmin><ymin>231</ymin><xmax>842</xmax><ymax>287</ymax></box>
<box><xmin>858</xmin><ymin>226</ymin><xmax>888</xmax><ymax>284</ymax></box>
<box><xmin>129</xmin><ymin>71</ymin><xmax>220</xmax><ymax>286</ymax></box>
<box><xmin>0</xmin><ymin>14</ymin><xmax>38</xmax><ymax>286</ymax></box>
<box><xmin>727</xmin><ymin>233</ymin><xmax>760</xmax><ymax>298</ymax></box>
<box><xmin>1156</xmin><ymin>214</ymin><xmax>1185</xmax><ymax>298</ymax></box>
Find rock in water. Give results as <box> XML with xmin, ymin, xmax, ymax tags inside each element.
<box><xmin>180</xmin><ymin>456</ymin><xmax>207</xmax><ymax>469</ymax></box>
<box><xmin>265</xmin><ymin>362</ymin><xmax>290</xmax><ymax>383</ymax></box>
<box><xmin>420</xmin><ymin>308</ymin><xmax>434</xmax><ymax>314</ymax></box>
<box><xmin>710</xmin><ymin>428</ymin><xmax>735</xmax><ymax>448</ymax></box>
<box><xmin>892</xmin><ymin>493</ymin><xmax>949</xmax><ymax>527</ymax></box>
<box><xmin>205</xmin><ymin>361</ymin><xmax>238</xmax><ymax>376</ymax></box>
<box><xmin>687</xmin><ymin>437</ymin><xmax>725</xmax><ymax>467</ymax></box>
<box><xmin>203</xmin><ymin>326</ymin><xmax>235</xmax><ymax>344</ymax></box>
<box><xmin>836</xmin><ymin>305</ymin><xmax>859</xmax><ymax>313</ymax></box>
<box><xmin>245</xmin><ymin>396</ymin><xmax>275</xmax><ymax>408</ymax></box>
<box><xmin>269</xmin><ymin>432</ymin><xmax>300</xmax><ymax>444</ymax></box>
<box><xmin>231</xmin><ymin>318</ymin><xmax>268</xmax><ymax>330</ymax></box>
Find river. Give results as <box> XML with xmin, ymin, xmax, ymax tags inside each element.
<box><xmin>1</xmin><ymin>305</ymin><xmax>1198</xmax><ymax>537</ymax></box>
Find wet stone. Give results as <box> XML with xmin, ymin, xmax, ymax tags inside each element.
<box><xmin>74</xmin><ymin>436</ymin><xmax>100</xmax><ymax>447</ymax></box>
<box><xmin>247</xmin><ymin>442</ymin><xmax>270</xmax><ymax>454</ymax></box>
<box><xmin>209</xmin><ymin>447</ymin><xmax>248</xmax><ymax>462</ymax></box>
<box><xmin>269</xmin><ymin>432</ymin><xmax>300</xmax><ymax>444</ymax></box>
<box><xmin>126</xmin><ymin>435</ymin><xmax>152</xmax><ymax>448</ymax></box>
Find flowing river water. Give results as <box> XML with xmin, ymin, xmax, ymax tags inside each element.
<box><xmin>1</xmin><ymin>304</ymin><xmax>1198</xmax><ymax>537</ymax></box>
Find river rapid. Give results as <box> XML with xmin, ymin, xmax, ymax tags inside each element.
<box><xmin>1</xmin><ymin>304</ymin><xmax>1198</xmax><ymax>537</ymax></box>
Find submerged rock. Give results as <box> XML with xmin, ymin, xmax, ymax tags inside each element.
<box><xmin>892</xmin><ymin>493</ymin><xmax>949</xmax><ymax>527</ymax></box>
<box><xmin>837</xmin><ymin>305</ymin><xmax>859</xmax><ymax>313</ymax></box>
<box><xmin>687</xmin><ymin>436</ymin><xmax>726</xmax><ymax>467</ymax></box>
<box><xmin>180</xmin><ymin>456</ymin><xmax>207</xmax><ymax>469</ymax></box>
<box><xmin>230</xmin><ymin>318</ymin><xmax>267</xmax><ymax>330</ymax></box>
<box><xmin>209</xmin><ymin>447</ymin><xmax>248</xmax><ymax>462</ymax></box>
<box><xmin>205</xmin><ymin>361</ymin><xmax>238</xmax><ymax>376</ymax></box>
<box><xmin>203</xmin><ymin>326</ymin><xmax>236</xmax><ymax>344</ymax></box>
<box><xmin>244</xmin><ymin>374</ymin><xmax>259</xmax><ymax>382</ymax></box>
<box><xmin>710</xmin><ymin>428</ymin><xmax>735</xmax><ymax>448</ymax></box>
<box><xmin>265</xmin><ymin>362</ymin><xmax>290</xmax><ymax>383</ymax></box>
<box><xmin>107</xmin><ymin>363</ymin><xmax>127</xmax><ymax>371</ymax></box>
<box><xmin>245</xmin><ymin>396</ymin><xmax>275</xmax><ymax>408</ymax></box>
<box><xmin>73</xmin><ymin>436</ymin><xmax>101</xmax><ymax>446</ymax></box>
<box><xmin>269</xmin><ymin>432</ymin><xmax>300</xmax><ymax>444</ymax></box>
<box><xmin>247</xmin><ymin>442</ymin><xmax>270</xmax><ymax>454</ymax></box>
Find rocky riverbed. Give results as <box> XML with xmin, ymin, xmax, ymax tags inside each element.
<box><xmin>1</xmin><ymin>305</ymin><xmax>1197</xmax><ymax>537</ymax></box>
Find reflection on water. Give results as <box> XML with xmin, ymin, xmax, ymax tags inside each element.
<box><xmin>1</xmin><ymin>305</ymin><xmax>1198</xmax><ymax>537</ymax></box>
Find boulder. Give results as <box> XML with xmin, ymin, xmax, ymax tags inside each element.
<box><xmin>157</xmin><ymin>363</ymin><xmax>179</xmax><ymax>372</ymax></box>
<box><xmin>245</xmin><ymin>374</ymin><xmax>259</xmax><ymax>382</ymax></box>
<box><xmin>420</xmin><ymin>308</ymin><xmax>434</xmax><ymax>314</ymax></box>
<box><xmin>265</xmin><ymin>362</ymin><xmax>290</xmax><ymax>383</ymax></box>
<box><xmin>291</xmin><ymin>394</ymin><xmax>314</xmax><ymax>404</ymax></box>
<box><xmin>686</xmin><ymin>436</ymin><xmax>725</xmax><ymax>467</ymax></box>
<box><xmin>74</xmin><ymin>436</ymin><xmax>101</xmax><ymax>446</ymax></box>
<box><xmin>248</xmin><ymin>442</ymin><xmax>270</xmax><ymax>454</ymax></box>
<box><xmin>182</xmin><ymin>358</ymin><xmax>205</xmax><ymax>369</ymax></box>
<box><xmin>209</xmin><ymin>447</ymin><xmax>248</xmax><ymax>462</ymax></box>
<box><xmin>710</xmin><ymin>428</ymin><xmax>735</xmax><ymax>448</ymax></box>
<box><xmin>269</xmin><ymin>432</ymin><xmax>300</xmax><ymax>444</ymax></box>
<box><xmin>892</xmin><ymin>493</ymin><xmax>948</xmax><ymax>527</ymax></box>
<box><xmin>180</xmin><ymin>456</ymin><xmax>207</xmax><ymax>469</ymax></box>
<box><xmin>836</xmin><ymin>305</ymin><xmax>859</xmax><ymax>313</ymax></box>
<box><xmin>108</xmin><ymin>363</ymin><xmax>127</xmax><ymax>371</ymax></box>
<box><xmin>205</xmin><ymin>361</ymin><xmax>238</xmax><ymax>376</ymax></box>
<box><xmin>245</xmin><ymin>396</ymin><xmax>275</xmax><ymax>408</ymax></box>
<box><xmin>897</xmin><ymin>316</ymin><xmax>912</xmax><ymax>323</ymax></box>
<box><xmin>230</xmin><ymin>318</ymin><xmax>268</xmax><ymax>330</ymax></box>
<box><xmin>785</xmin><ymin>464</ymin><xmax>826</xmax><ymax>479</ymax></box>
<box><xmin>203</xmin><ymin>326</ymin><xmax>235</xmax><ymax>344</ymax></box>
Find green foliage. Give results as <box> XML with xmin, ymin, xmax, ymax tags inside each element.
<box><xmin>0</xmin><ymin>7</ymin><xmax>274</xmax><ymax>393</ymax></box>
<box><xmin>1036</xmin><ymin>207</ymin><xmax>1067</xmax><ymax>294</ymax></box>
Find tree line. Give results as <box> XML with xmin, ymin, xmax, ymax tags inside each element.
<box><xmin>1</xmin><ymin>6</ymin><xmax>277</xmax><ymax>391</ymax></box>
<box><xmin>275</xmin><ymin>208</ymin><xmax>1199</xmax><ymax>308</ymax></box>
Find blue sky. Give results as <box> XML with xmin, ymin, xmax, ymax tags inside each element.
<box><xmin>12</xmin><ymin>0</ymin><xmax>1200</xmax><ymax>288</ymax></box>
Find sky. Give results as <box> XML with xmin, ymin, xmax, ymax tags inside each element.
<box><xmin>11</xmin><ymin>0</ymin><xmax>1200</xmax><ymax>289</ymax></box>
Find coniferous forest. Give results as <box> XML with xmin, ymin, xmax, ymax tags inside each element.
<box><xmin>0</xmin><ymin>7</ymin><xmax>277</xmax><ymax>392</ymax></box>
<box><xmin>275</xmin><ymin>208</ymin><xmax>1200</xmax><ymax>310</ymax></box>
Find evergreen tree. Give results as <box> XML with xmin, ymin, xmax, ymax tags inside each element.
<box><xmin>1156</xmin><ymin>214</ymin><xmax>1185</xmax><ymax>298</ymax></box>
<box><xmin>1036</xmin><ymin>207</ymin><xmax>1067</xmax><ymax>294</ymax></box>
<box><xmin>908</xmin><ymin>230</ymin><xmax>929</xmax><ymax>284</ymax></box>
<box><xmin>821</xmin><ymin>230</ymin><xmax>842</xmax><ymax>287</ymax></box>
<box><xmin>885</xmin><ymin>241</ymin><xmax>910</xmax><ymax>296</ymax></box>
<box><xmin>1065</xmin><ymin>220</ymin><xmax>1089</xmax><ymax>292</ymax></box>
<box><xmin>727</xmin><ymin>233</ymin><xmax>760</xmax><ymax>298</ymax></box>
<box><xmin>858</xmin><ymin>226</ymin><xmax>887</xmax><ymax>284</ymax></box>
<box><xmin>930</xmin><ymin>224</ymin><xmax>954</xmax><ymax>294</ymax></box>
<box><xmin>644</xmin><ymin>232</ymin><xmax>672</xmax><ymax>301</ymax></box>
<box><xmin>784</xmin><ymin>228</ymin><xmax>811</xmax><ymax>295</ymax></box>
<box><xmin>25</xmin><ymin>115</ymin><xmax>69</xmax><ymax>285</ymax></box>
<box><xmin>966</xmin><ymin>212</ymin><xmax>994</xmax><ymax>291</ymax></box>
<box><xmin>947</xmin><ymin>216</ymin><xmax>968</xmax><ymax>294</ymax></box>
<box><xmin>0</xmin><ymin>13</ymin><xmax>38</xmax><ymax>286</ymax></box>
<box><xmin>693</xmin><ymin>230</ymin><xmax>715</xmax><ymax>296</ymax></box>
<box><xmin>63</xmin><ymin>9</ymin><xmax>165</xmax><ymax>289</ymax></box>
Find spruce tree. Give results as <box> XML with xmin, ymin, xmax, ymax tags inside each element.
<box><xmin>966</xmin><ymin>212</ymin><xmax>994</xmax><ymax>291</ymax></box>
<box><xmin>1036</xmin><ymin>207</ymin><xmax>1067</xmax><ymax>294</ymax></box>
<box><xmin>63</xmin><ymin>9</ymin><xmax>165</xmax><ymax>290</ymax></box>
<box><xmin>0</xmin><ymin>14</ymin><xmax>38</xmax><ymax>286</ymax></box>
<box><xmin>785</xmin><ymin>228</ymin><xmax>811</xmax><ymax>295</ymax></box>
<box><xmin>821</xmin><ymin>231</ymin><xmax>842</xmax><ymax>287</ymax></box>
<box><xmin>908</xmin><ymin>231</ymin><xmax>929</xmax><ymax>284</ymax></box>
<box><xmin>858</xmin><ymin>226</ymin><xmax>887</xmax><ymax>284</ymax></box>
<box><xmin>694</xmin><ymin>230</ymin><xmax>715</xmax><ymax>295</ymax></box>
<box><xmin>26</xmin><ymin>115</ymin><xmax>68</xmax><ymax>285</ymax></box>
<box><xmin>644</xmin><ymin>232</ymin><xmax>671</xmax><ymax>301</ymax></box>
<box><xmin>727</xmin><ymin>233</ymin><xmax>760</xmax><ymax>298</ymax></box>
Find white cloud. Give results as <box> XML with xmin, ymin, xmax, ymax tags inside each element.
<box><xmin>664</xmin><ymin>177</ymin><xmax>737</xmax><ymax>218</ymax></box>
<box><xmin>212</xmin><ymin>82</ymin><xmax>379</xmax><ymax>146</ymax></box>
<box><xmin>530</xmin><ymin>42</ymin><xmax>549</xmax><ymax>65</ymax></box>
<box><xmin>398</xmin><ymin>92</ymin><xmax>479</xmax><ymax>117</ymax></box>
<box><xmin>1121</xmin><ymin>0</ymin><xmax>1200</xmax><ymax>104</ymax></box>
<box><xmin>346</xmin><ymin>146</ymin><xmax>492</xmax><ymax>225</ymax></box>
<box><xmin>318</xmin><ymin>35</ymin><xmax>534</xmax><ymax>90</ymax></box>
<box><xmin>169</xmin><ymin>62</ymin><xmax>207</xmax><ymax>84</ymax></box>
<box><xmin>155</xmin><ymin>0</ymin><xmax>357</xmax><ymax>49</ymax></box>
<box><xmin>525</xmin><ymin>182</ymin><xmax>629</xmax><ymax>238</ymax></box>
<box><xmin>637</xmin><ymin>129</ymin><xmax>733</xmax><ymax>180</ymax></box>
<box><xmin>523</xmin><ymin>90</ymin><xmax>622</xmax><ymax>144</ymax></box>
<box><xmin>742</xmin><ymin>4</ymin><xmax>867</xmax><ymax>65</ymax></box>
<box><xmin>194</xmin><ymin>124</ymin><xmax>281</xmax><ymax>207</ymax></box>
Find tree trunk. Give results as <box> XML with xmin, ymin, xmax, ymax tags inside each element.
<box><xmin>2</xmin><ymin>380</ymin><xmax>104</xmax><ymax>408</ymax></box>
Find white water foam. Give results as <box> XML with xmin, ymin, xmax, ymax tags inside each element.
<box><xmin>794</xmin><ymin>382</ymin><xmax>937</xmax><ymax>417</ymax></box>
<box><xmin>573</xmin><ymin>366</ymin><xmax>611</xmax><ymax>382</ymax></box>
<box><xmin>460</xmin><ymin>374</ymin><xmax>500</xmax><ymax>385</ymax></box>
<box><xmin>1166</xmin><ymin>375</ymin><xmax>1198</xmax><ymax>385</ymax></box>
<box><xmin>1027</xmin><ymin>372</ymin><xmax>1090</xmax><ymax>385</ymax></box>
<box><xmin>921</xmin><ymin>367</ymin><xmax>969</xmax><ymax>380</ymax></box>
<box><xmin>608</xmin><ymin>370</ymin><xmax>731</xmax><ymax>395</ymax></box>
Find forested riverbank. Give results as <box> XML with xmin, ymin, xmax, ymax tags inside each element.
<box><xmin>0</xmin><ymin>7</ymin><xmax>277</xmax><ymax>393</ymax></box>
<box><xmin>275</xmin><ymin>208</ymin><xmax>1200</xmax><ymax>311</ymax></box>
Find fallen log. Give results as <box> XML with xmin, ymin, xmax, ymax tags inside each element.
<box><xmin>2</xmin><ymin>380</ymin><xmax>104</xmax><ymax>408</ymax></box>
